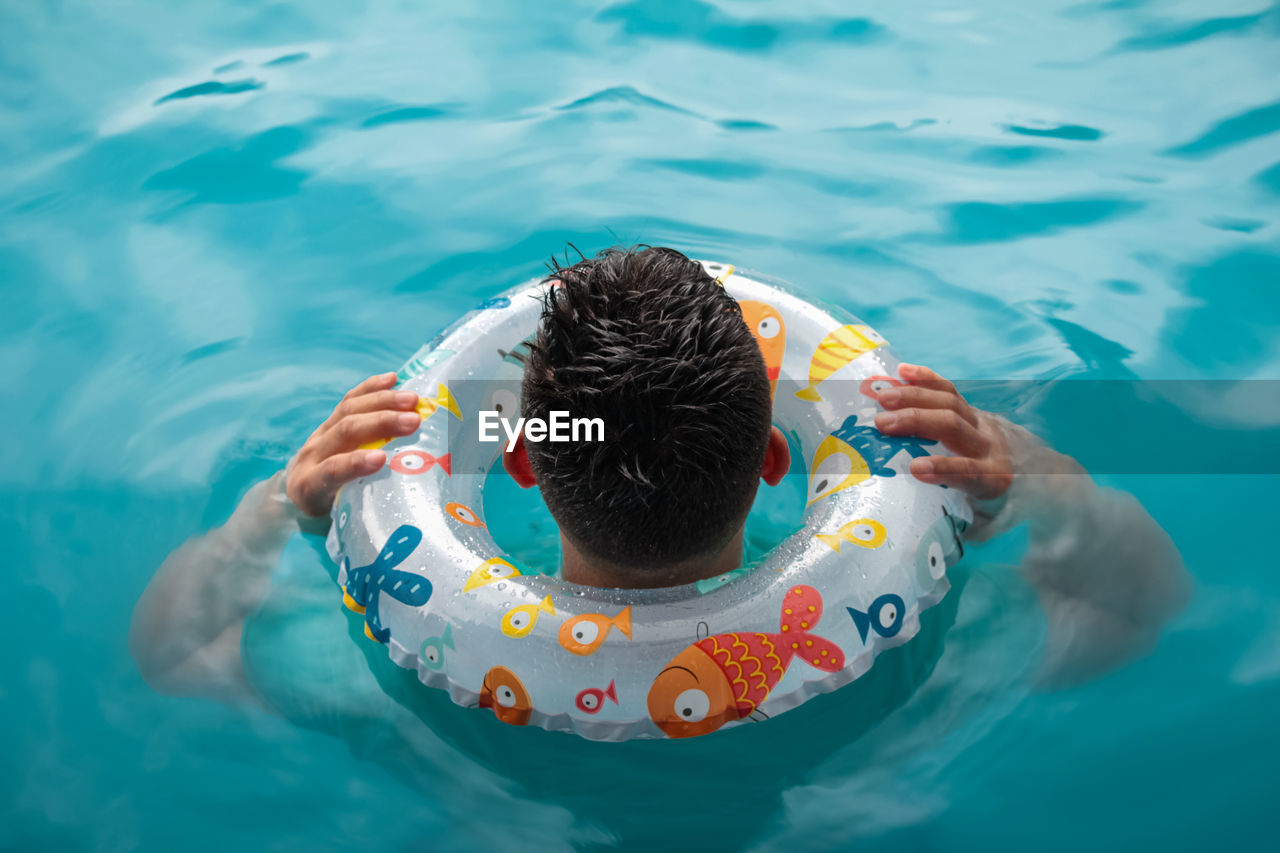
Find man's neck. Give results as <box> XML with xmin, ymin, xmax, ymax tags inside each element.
<box><xmin>560</xmin><ymin>529</ymin><xmax>745</xmax><ymax>589</ymax></box>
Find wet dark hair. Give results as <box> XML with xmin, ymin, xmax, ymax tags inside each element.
<box><xmin>521</xmin><ymin>246</ymin><xmax>773</xmax><ymax>571</ymax></box>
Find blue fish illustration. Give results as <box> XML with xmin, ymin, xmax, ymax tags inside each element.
<box><xmin>916</xmin><ymin>506</ymin><xmax>967</xmax><ymax>587</ymax></box>
<box><xmin>847</xmin><ymin>592</ymin><xmax>906</xmax><ymax>643</ymax></box>
<box><xmin>397</xmin><ymin>346</ymin><xmax>455</xmax><ymax>382</ymax></box>
<box><xmin>695</xmin><ymin>567</ymin><xmax>751</xmax><ymax>595</ymax></box>
<box><xmin>419</xmin><ymin>624</ymin><xmax>455</xmax><ymax>671</ymax></box>
<box><xmin>832</xmin><ymin>414</ymin><xmax>936</xmax><ymax>478</ymax></box>
<box><xmin>498</xmin><ymin>337</ymin><xmax>533</xmax><ymax>367</ymax></box>
<box><xmin>476</xmin><ymin>295</ymin><xmax>511</xmax><ymax>310</ymax></box>
<box><xmin>341</xmin><ymin>524</ymin><xmax>433</xmax><ymax>644</ymax></box>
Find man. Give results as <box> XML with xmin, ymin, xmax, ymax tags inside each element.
<box><xmin>132</xmin><ymin>245</ymin><xmax>1186</xmax><ymax>701</ymax></box>
<box><xmin>130</xmin><ymin>245</ymin><xmax>1188</xmax><ymax>847</ymax></box>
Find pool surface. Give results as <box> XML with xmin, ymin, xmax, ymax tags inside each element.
<box><xmin>2</xmin><ymin>1</ymin><xmax>1278</xmax><ymax>850</ymax></box>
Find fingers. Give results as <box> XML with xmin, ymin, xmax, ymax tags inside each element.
<box><xmin>875</xmin><ymin>406</ymin><xmax>990</xmax><ymax>458</ymax></box>
<box><xmin>310</xmin><ymin>410</ymin><xmax>421</xmax><ymax>460</ymax></box>
<box><xmin>316</xmin><ymin>449</ymin><xmax>387</xmax><ymax>492</ymax></box>
<box><xmin>876</xmin><ymin>384</ymin><xmax>978</xmax><ymax>427</ymax></box>
<box><xmin>343</xmin><ymin>372</ymin><xmax>399</xmax><ymax>401</ymax></box>
<box><xmin>897</xmin><ymin>363</ymin><xmax>958</xmax><ymax>396</ymax></box>
<box><xmin>318</xmin><ymin>374</ymin><xmax>404</xmax><ymax>431</ymax></box>
<box><xmin>883</xmin><ymin>364</ymin><xmax>1014</xmax><ymax>501</ymax></box>
<box><xmin>288</xmin><ymin>374</ymin><xmax>413</xmax><ymax>517</ymax></box>
<box><xmin>292</xmin><ymin>449</ymin><xmax>386</xmax><ymax>517</ymax></box>
<box><xmin>910</xmin><ymin>455</ymin><xmax>1011</xmax><ymax>501</ymax></box>
<box><xmin>333</xmin><ymin>388</ymin><xmax>419</xmax><ymax>420</ymax></box>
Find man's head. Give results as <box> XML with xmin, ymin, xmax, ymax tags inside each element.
<box><xmin>510</xmin><ymin>246</ymin><xmax>785</xmax><ymax>579</ymax></box>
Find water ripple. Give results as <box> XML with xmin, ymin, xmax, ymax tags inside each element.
<box><xmin>153</xmin><ymin>79</ymin><xmax>263</xmax><ymax>105</ymax></box>
<box><xmin>1256</xmin><ymin>160</ymin><xmax>1280</xmax><ymax>194</ymax></box>
<box><xmin>555</xmin><ymin>85</ymin><xmax>697</xmax><ymax>116</ymax></box>
<box><xmin>1165</xmin><ymin>101</ymin><xmax>1280</xmax><ymax>158</ymax></box>
<box><xmin>360</xmin><ymin>105</ymin><xmax>453</xmax><ymax>129</ymax></box>
<box><xmin>968</xmin><ymin>146</ymin><xmax>1063</xmax><ymax>168</ymax></box>
<box><xmin>717</xmin><ymin>118</ymin><xmax>776</xmax><ymax>132</ymax></box>
<box><xmin>262</xmin><ymin>51</ymin><xmax>309</xmax><ymax>67</ymax></box>
<box><xmin>143</xmin><ymin>126</ymin><xmax>311</xmax><ymax>205</ymax></box>
<box><xmin>1162</xmin><ymin>249</ymin><xmax>1280</xmax><ymax>371</ymax></box>
<box><xmin>1004</xmin><ymin>123</ymin><xmax>1105</xmax><ymax>141</ymax></box>
<box><xmin>1113</xmin><ymin>11</ymin><xmax>1269</xmax><ymax>52</ymax></box>
<box><xmin>596</xmin><ymin>0</ymin><xmax>887</xmax><ymax>51</ymax></box>
<box><xmin>934</xmin><ymin>198</ymin><xmax>1144</xmax><ymax>243</ymax></box>
<box><xmin>638</xmin><ymin>157</ymin><xmax>766</xmax><ymax>181</ymax></box>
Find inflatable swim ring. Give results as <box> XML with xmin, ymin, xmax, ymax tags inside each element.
<box><xmin>325</xmin><ymin>262</ymin><xmax>972</xmax><ymax>740</ymax></box>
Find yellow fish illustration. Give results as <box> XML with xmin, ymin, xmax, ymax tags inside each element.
<box><xmin>795</xmin><ymin>325</ymin><xmax>887</xmax><ymax>402</ymax></box>
<box><xmin>807</xmin><ymin>433</ymin><xmax>871</xmax><ymax>505</ymax></box>
<box><xmin>360</xmin><ymin>383</ymin><xmax>462</xmax><ymax>450</ymax></box>
<box><xmin>703</xmin><ymin>261</ymin><xmax>734</xmax><ymax>284</ymax></box>
<box><xmin>815</xmin><ymin>518</ymin><xmax>887</xmax><ymax>553</ymax></box>
<box><xmin>463</xmin><ymin>557</ymin><xmax>521</xmax><ymax>593</ymax></box>
<box><xmin>501</xmin><ymin>595</ymin><xmax>556</xmax><ymax>639</ymax></box>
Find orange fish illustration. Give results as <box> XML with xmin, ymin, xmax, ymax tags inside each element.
<box><xmin>739</xmin><ymin>300</ymin><xmax>786</xmax><ymax>399</ymax></box>
<box><xmin>360</xmin><ymin>383</ymin><xmax>462</xmax><ymax>450</ymax></box>
<box><xmin>479</xmin><ymin>665</ymin><xmax>532</xmax><ymax>726</ymax></box>
<box><xmin>445</xmin><ymin>501</ymin><xmax>484</xmax><ymax>528</ymax></box>
<box><xmin>389</xmin><ymin>450</ymin><xmax>451</xmax><ymax>475</ymax></box>
<box><xmin>558</xmin><ymin>607</ymin><xmax>633</xmax><ymax>656</ymax></box>
<box><xmin>795</xmin><ymin>325</ymin><xmax>887</xmax><ymax>402</ymax></box>
<box><xmin>647</xmin><ymin>585</ymin><xmax>844</xmax><ymax>738</ymax></box>
<box><xmin>576</xmin><ymin>679</ymin><xmax>619</xmax><ymax>714</ymax></box>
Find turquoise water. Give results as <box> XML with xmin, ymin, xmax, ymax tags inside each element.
<box><xmin>3</xmin><ymin>1</ymin><xmax>1279</xmax><ymax>850</ymax></box>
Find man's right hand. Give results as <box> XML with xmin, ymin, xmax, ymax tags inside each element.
<box><xmin>286</xmin><ymin>373</ymin><xmax>420</xmax><ymax>517</ymax></box>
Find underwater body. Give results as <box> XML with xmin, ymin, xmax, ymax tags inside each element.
<box><xmin>3</xmin><ymin>1</ymin><xmax>1279</xmax><ymax>851</ymax></box>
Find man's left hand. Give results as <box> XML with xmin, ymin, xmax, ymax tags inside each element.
<box><xmin>874</xmin><ymin>363</ymin><xmax>1013</xmax><ymax>500</ymax></box>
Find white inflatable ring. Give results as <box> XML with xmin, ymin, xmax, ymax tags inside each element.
<box><xmin>326</xmin><ymin>262</ymin><xmax>971</xmax><ymax>740</ymax></box>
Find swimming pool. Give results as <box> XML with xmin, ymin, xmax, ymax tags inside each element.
<box><xmin>2</xmin><ymin>1</ymin><xmax>1278</xmax><ymax>850</ymax></box>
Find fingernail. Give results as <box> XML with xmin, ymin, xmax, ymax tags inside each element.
<box><xmin>914</xmin><ymin>458</ymin><xmax>934</xmax><ymax>476</ymax></box>
<box><xmin>878</xmin><ymin>389</ymin><xmax>900</xmax><ymax>405</ymax></box>
<box><xmin>398</xmin><ymin>413</ymin><xmax>420</xmax><ymax>429</ymax></box>
<box><xmin>363</xmin><ymin>450</ymin><xmax>384</xmax><ymax>467</ymax></box>
<box><xmin>877</xmin><ymin>413</ymin><xmax>898</xmax><ymax>430</ymax></box>
<box><xmin>395</xmin><ymin>391</ymin><xmax>417</xmax><ymax>406</ymax></box>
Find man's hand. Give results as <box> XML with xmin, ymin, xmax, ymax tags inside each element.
<box><xmin>874</xmin><ymin>363</ymin><xmax>1012</xmax><ymax>500</ymax></box>
<box><xmin>286</xmin><ymin>373</ymin><xmax>420</xmax><ymax>517</ymax></box>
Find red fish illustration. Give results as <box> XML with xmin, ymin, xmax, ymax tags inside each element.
<box><xmin>647</xmin><ymin>585</ymin><xmax>844</xmax><ymax>738</ymax></box>
<box><xmin>860</xmin><ymin>374</ymin><xmax>906</xmax><ymax>402</ymax></box>
<box><xmin>575</xmin><ymin>679</ymin><xmax>619</xmax><ymax>714</ymax></box>
<box><xmin>389</xmin><ymin>450</ymin><xmax>451</xmax><ymax>476</ymax></box>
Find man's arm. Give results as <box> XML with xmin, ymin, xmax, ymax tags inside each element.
<box><xmin>129</xmin><ymin>373</ymin><xmax>421</xmax><ymax>702</ymax></box>
<box><xmin>876</xmin><ymin>364</ymin><xmax>1190</xmax><ymax>687</ymax></box>
<box><xmin>129</xmin><ymin>470</ymin><xmax>305</xmax><ymax>703</ymax></box>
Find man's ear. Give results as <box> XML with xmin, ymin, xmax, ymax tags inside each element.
<box><xmin>761</xmin><ymin>426</ymin><xmax>790</xmax><ymax>487</ymax></box>
<box><xmin>502</xmin><ymin>433</ymin><xmax>538</xmax><ymax>488</ymax></box>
